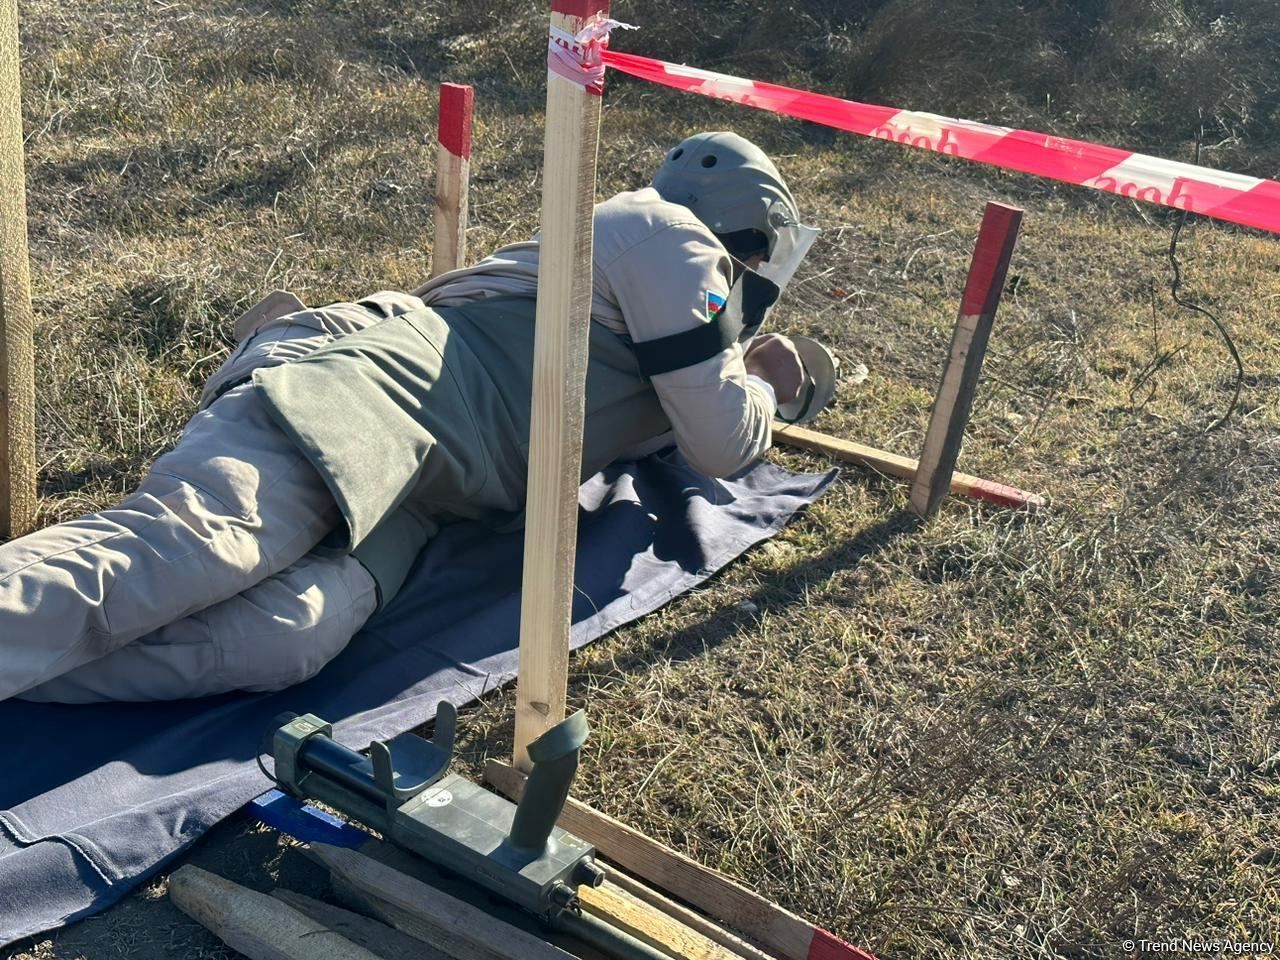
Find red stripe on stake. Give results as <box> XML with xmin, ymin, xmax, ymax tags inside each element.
<box><xmin>600</xmin><ymin>49</ymin><xmax>1280</xmax><ymax>236</ymax></box>
<box><xmin>551</xmin><ymin>0</ymin><xmax>607</xmax><ymax>18</ymax></box>
<box><xmin>808</xmin><ymin>927</ymin><xmax>880</xmax><ymax>960</ymax></box>
<box><xmin>956</xmin><ymin>476</ymin><xmax>1042</xmax><ymax>509</ymax></box>
<box><xmin>437</xmin><ymin>83</ymin><xmax>473</xmax><ymax>160</ymax></box>
<box><xmin>959</xmin><ymin>201</ymin><xmax>1022</xmax><ymax>317</ymax></box>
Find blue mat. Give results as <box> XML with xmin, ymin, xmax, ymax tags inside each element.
<box><xmin>0</xmin><ymin>451</ymin><xmax>835</xmax><ymax>946</ymax></box>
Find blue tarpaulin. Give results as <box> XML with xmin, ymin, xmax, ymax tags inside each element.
<box><xmin>0</xmin><ymin>451</ymin><xmax>835</xmax><ymax>946</ymax></box>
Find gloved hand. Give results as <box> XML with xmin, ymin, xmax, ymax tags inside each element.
<box><xmin>744</xmin><ymin>333</ymin><xmax>804</xmax><ymax>404</ymax></box>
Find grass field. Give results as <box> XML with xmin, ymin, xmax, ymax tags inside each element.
<box><xmin>4</xmin><ymin>1</ymin><xmax>1279</xmax><ymax>958</ymax></box>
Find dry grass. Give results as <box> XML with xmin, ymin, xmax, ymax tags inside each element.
<box><xmin>5</xmin><ymin>1</ymin><xmax>1280</xmax><ymax>958</ymax></box>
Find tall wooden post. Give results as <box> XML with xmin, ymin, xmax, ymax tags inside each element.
<box><xmin>429</xmin><ymin>82</ymin><xmax>473</xmax><ymax>278</ymax></box>
<box><xmin>909</xmin><ymin>202</ymin><xmax>1022</xmax><ymax>519</ymax></box>
<box><xmin>0</xmin><ymin>0</ymin><xmax>35</xmax><ymax>540</ymax></box>
<box><xmin>513</xmin><ymin>0</ymin><xmax>609</xmax><ymax>770</ymax></box>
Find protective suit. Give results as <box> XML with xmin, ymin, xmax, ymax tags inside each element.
<box><xmin>1</xmin><ymin>187</ymin><xmax>781</xmax><ymax>703</ymax></box>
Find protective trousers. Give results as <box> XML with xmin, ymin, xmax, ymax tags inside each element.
<box><xmin>0</xmin><ymin>384</ymin><xmax>369</xmax><ymax>702</ymax></box>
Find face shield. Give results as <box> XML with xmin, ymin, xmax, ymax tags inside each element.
<box><xmin>753</xmin><ymin>200</ymin><xmax>819</xmax><ymax>294</ymax></box>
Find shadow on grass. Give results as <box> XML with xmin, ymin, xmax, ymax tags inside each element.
<box><xmin>38</xmin><ymin>457</ymin><xmax>155</xmax><ymax>499</ymax></box>
<box><xmin>604</xmin><ymin>507</ymin><xmax>922</xmax><ymax>672</ymax></box>
<box><xmin>452</xmin><ymin>502</ymin><xmax>922</xmax><ymax>766</ymax></box>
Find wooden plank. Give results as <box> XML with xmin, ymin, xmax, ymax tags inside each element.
<box><xmin>332</xmin><ymin>835</ymin><xmax>595</xmax><ymax>957</ymax></box>
<box><xmin>320</xmin><ymin>833</ymin><xmax>614</xmax><ymax>960</ymax></box>
<box><xmin>311</xmin><ymin>842</ymin><xmax>577</xmax><ymax>960</ymax></box>
<box><xmin>579</xmin><ymin>881</ymin><xmax>745</xmax><ymax>960</ymax></box>
<box><xmin>272</xmin><ymin>890</ymin><xmax>447</xmax><ymax>960</ymax></box>
<box><xmin>605</xmin><ymin>870</ymin><xmax>775</xmax><ymax>960</ymax></box>
<box><xmin>909</xmin><ymin>201</ymin><xmax>1023</xmax><ymax>518</ymax></box>
<box><xmin>329</xmin><ymin>877</ymin><xmax>489</xmax><ymax>960</ymax></box>
<box><xmin>485</xmin><ymin>760</ymin><xmax>880</xmax><ymax>960</ymax></box>
<box><xmin>430</xmin><ymin>82</ymin><xmax>473</xmax><ymax>278</ymax></box>
<box><xmin>773</xmin><ymin>422</ymin><xmax>1043</xmax><ymax>511</ymax></box>
<box><xmin>0</xmin><ymin>0</ymin><xmax>36</xmax><ymax>539</ymax></box>
<box><xmin>168</xmin><ymin>865</ymin><xmax>384</xmax><ymax>960</ymax></box>
<box><xmin>514</xmin><ymin>0</ymin><xmax>610</xmax><ymax>771</ymax></box>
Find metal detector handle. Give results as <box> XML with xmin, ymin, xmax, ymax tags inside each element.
<box><xmin>506</xmin><ymin>709</ymin><xmax>590</xmax><ymax>854</ymax></box>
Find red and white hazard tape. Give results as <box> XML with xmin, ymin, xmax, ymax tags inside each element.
<box><xmin>601</xmin><ymin>49</ymin><xmax>1280</xmax><ymax>235</ymax></box>
<box><xmin>548</xmin><ymin>15</ymin><xmax>634</xmax><ymax>95</ymax></box>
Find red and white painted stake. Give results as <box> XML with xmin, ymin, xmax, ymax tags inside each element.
<box><xmin>910</xmin><ymin>202</ymin><xmax>1024</xmax><ymax>518</ymax></box>
<box><xmin>430</xmin><ymin>82</ymin><xmax>473</xmax><ymax>278</ymax></box>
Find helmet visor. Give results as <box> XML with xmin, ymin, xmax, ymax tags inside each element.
<box><xmin>753</xmin><ymin>201</ymin><xmax>819</xmax><ymax>294</ymax></box>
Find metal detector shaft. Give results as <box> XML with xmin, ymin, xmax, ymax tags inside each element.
<box><xmin>554</xmin><ymin>909</ymin><xmax>674</xmax><ymax>960</ymax></box>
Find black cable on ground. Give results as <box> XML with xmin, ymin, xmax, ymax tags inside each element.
<box><xmin>1165</xmin><ymin>136</ymin><xmax>1245</xmax><ymax>432</ymax></box>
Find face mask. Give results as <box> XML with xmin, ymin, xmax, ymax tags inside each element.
<box><xmin>753</xmin><ymin>200</ymin><xmax>820</xmax><ymax>294</ymax></box>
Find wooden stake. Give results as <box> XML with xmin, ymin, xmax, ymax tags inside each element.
<box><xmin>169</xmin><ymin>865</ymin><xmax>384</xmax><ymax>960</ymax></box>
<box><xmin>773</xmin><ymin>423</ymin><xmax>1042</xmax><ymax>511</ymax></box>
<box><xmin>0</xmin><ymin>0</ymin><xmax>36</xmax><ymax>539</ymax></box>
<box><xmin>320</xmin><ymin>834</ymin><xmax>612</xmax><ymax>960</ymax></box>
<box><xmin>514</xmin><ymin>0</ymin><xmax>609</xmax><ymax>771</ymax></box>
<box><xmin>909</xmin><ymin>202</ymin><xmax>1023</xmax><ymax>519</ymax></box>
<box><xmin>430</xmin><ymin>82</ymin><xmax>473</xmax><ymax>278</ymax></box>
<box><xmin>485</xmin><ymin>760</ymin><xmax>880</xmax><ymax>960</ymax></box>
<box><xmin>313</xmin><ymin>843</ymin><xmax>578</xmax><ymax>960</ymax></box>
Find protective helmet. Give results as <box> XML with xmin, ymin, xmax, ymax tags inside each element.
<box><xmin>652</xmin><ymin>132</ymin><xmax>815</xmax><ymax>290</ymax></box>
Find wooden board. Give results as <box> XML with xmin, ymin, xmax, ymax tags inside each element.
<box><xmin>312</xmin><ymin>842</ymin><xmax>578</xmax><ymax>960</ymax></box>
<box><xmin>579</xmin><ymin>881</ymin><xmax>743</xmax><ymax>960</ymax></box>
<box><xmin>513</xmin><ymin>0</ymin><xmax>610</xmax><ymax>771</ymax></box>
<box><xmin>485</xmin><ymin>760</ymin><xmax>879</xmax><ymax>960</ymax></box>
<box><xmin>604</xmin><ymin>870</ymin><xmax>774</xmax><ymax>960</ymax></box>
<box><xmin>323</xmin><ymin>832</ymin><xmax>739</xmax><ymax>960</ymax></box>
<box><xmin>773</xmin><ymin>422</ymin><xmax>1042</xmax><ymax>511</ymax></box>
<box><xmin>169</xmin><ymin>865</ymin><xmax>384</xmax><ymax>960</ymax></box>
<box><xmin>430</xmin><ymin>82</ymin><xmax>473</xmax><ymax>278</ymax></box>
<box><xmin>0</xmin><ymin>0</ymin><xmax>36</xmax><ymax>539</ymax></box>
<box><xmin>323</xmin><ymin>836</ymin><xmax>613</xmax><ymax>960</ymax></box>
<box><xmin>272</xmin><ymin>890</ymin><xmax>447</xmax><ymax>960</ymax></box>
<box><xmin>271</xmin><ymin>798</ymin><xmax>604</xmax><ymax>959</ymax></box>
<box><xmin>909</xmin><ymin>202</ymin><xmax>1023</xmax><ymax>518</ymax></box>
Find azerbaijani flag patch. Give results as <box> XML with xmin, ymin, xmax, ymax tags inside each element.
<box><xmin>705</xmin><ymin>290</ymin><xmax>727</xmax><ymax>320</ymax></box>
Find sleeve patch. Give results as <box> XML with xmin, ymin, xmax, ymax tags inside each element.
<box><xmin>705</xmin><ymin>290</ymin><xmax>727</xmax><ymax>320</ymax></box>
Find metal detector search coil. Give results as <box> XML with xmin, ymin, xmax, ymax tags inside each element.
<box><xmin>776</xmin><ymin>335</ymin><xmax>839</xmax><ymax>424</ymax></box>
